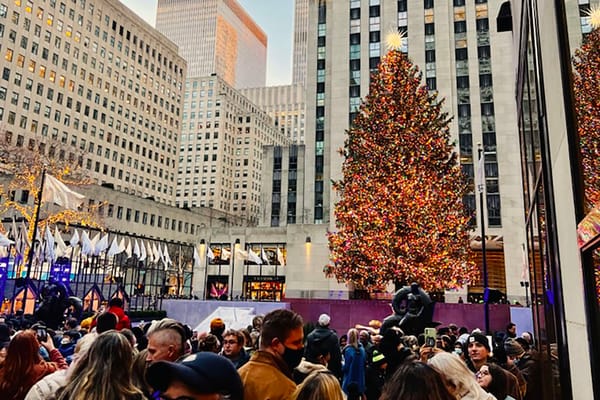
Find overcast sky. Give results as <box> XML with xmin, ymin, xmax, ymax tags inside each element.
<box><xmin>119</xmin><ymin>0</ymin><xmax>294</xmax><ymax>86</ymax></box>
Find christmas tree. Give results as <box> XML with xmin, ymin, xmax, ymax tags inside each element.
<box><xmin>573</xmin><ymin>6</ymin><xmax>600</xmax><ymax>297</ymax></box>
<box><xmin>573</xmin><ymin>6</ymin><xmax>600</xmax><ymax>210</ymax></box>
<box><xmin>325</xmin><ymin>34</ymin><xmax>476</xmax><ymax>292</ymax></box>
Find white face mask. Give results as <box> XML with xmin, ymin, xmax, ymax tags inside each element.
<box><xmin>61</xmin><ymin>338</ymin><xmax>71</xmax><ymax>345</ymax></box>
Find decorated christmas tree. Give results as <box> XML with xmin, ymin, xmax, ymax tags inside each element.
<box><xmin>325</xmin><ymin>34</ymin><xmax>476</xmax><ymax>292</ymax></box>
<box><xmin>573</xmin><ymin>6</ymin><xmax>600</xmax><ymax>210</ymax></box>
<box><xmin>573</xmin><ymin>6</ymin><xmax>600</xmax><ymax>297</ymax></box>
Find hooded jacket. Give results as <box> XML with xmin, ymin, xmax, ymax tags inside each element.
<box><xmin>305</xmin><ymin>326</ymin><xmax>342</xmax><ymax>379</ymax></box>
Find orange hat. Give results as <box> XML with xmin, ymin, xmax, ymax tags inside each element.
<box><xmin>210</xmin><ymin>318</ymin><xmax>225</xmax><ymax>330</ymax></box>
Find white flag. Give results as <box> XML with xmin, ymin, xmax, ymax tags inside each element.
<box><xmin>90</xmin><ymin>232</ymin><xmax>100</xmax><ymax>255</ymax></box>
<box><xmin>277</xmin><ymin>247</ymin><xmax>286</xmax><ymax>266</ymax></box>
<box><xmin>44</xmin><ymin>225</ymin><xmax>55</xmax><ymax>262</ymax></box>
<box><xmin>54</xmin><ymin>227</ymin><xmax>68</xmax><ymax>258</ymax></box>
<box><xmin>125</xmin><ymin>239</ymin><xmax>132</xmax><ymax>259</ymax></box>
<box><xmin>69</xmin><ymin>229</ymin><xmax>80</xmax><ymax>248</ymax></box>
<box><xmin>157</xmin><ymin>244</ymin><xmax>164</xmax><ymax>265</ymax></box>
<box><xmin>221</xmin><ymin>248</ymin><xmax>231</xmax><ymax>260</ymax></box>
<box><xmin>108</xmin><ymin>237</ymin><xmax>120</xmax><ymax>257</ymax></box>
<box><xmin>147</xmin><ymin>242</ymin><xmax>154</xmax><ymax>262</ymax></box>
<box><xmin>193</xmin><ymin>246</ymin><xmax>201</xmax><ymax>268</ymax></box>
<box><xmin>139</xmin><ymin>240</ymin><xmax>147</xmax><ymax>262</ymax></box>
<box><xmin>207</xmin><ymin>246</ymin><xmax>215</xmax><ymax>260</ymax></box>
<box><xmin>261</xmin><ymin>248</ymin><xmax>270</xmax><ymax>265</ymax></box>
<box><xmin>133</xmin><ymin>240</ymin><xmax>141</xmax><ymax>258</ymax></box>
<box><xmin>521</xmin><ymin>243</ymin><xmax>529</xmax><ymax>281</ymax></box>
<box><xmin>94</xmin><ymin>234</ymin><xmax>109</xmax><ymax>256</ymax></box>
<box><xmin>477</xmin><ymin>151</ymin><xmax>485</xmax><ymax>194</ymax></box>
<box><xmin>248</xmin><ymin>248</ymin><xmax>263</xmax><ymax>265</ymax></box>
<box><xmin>235</xmin><ymin>247</ymin><xmax>248</xmax><ymax>260</ymax></box>
<box><xmin>163</xmin><ymin>244</ymin><xmax>172</xmax><ymax>265</ymax></box>
<box><xmin>118</xmin><ymin>237</ymin><xmax>126</xmax><ymax>253</ymax></box>
<box><xmin>41</xmin><ymin>173</ymin><xmax>85</xmax><ymax>210</ymax></box>
<box><xmin>152</xmin><ymin>243</ymin><xmax>159</xmax><ymax>263</ymax></box>
<box><xmin>81</xmin><ymin>231</ymin><xmax>93</xmax><ymax>256</ymax></box>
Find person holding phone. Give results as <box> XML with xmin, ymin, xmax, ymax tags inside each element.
<box><xmin>0</xmin><ymin>329</ymin><xmax>67</xmax><ymax>400</ymax></box>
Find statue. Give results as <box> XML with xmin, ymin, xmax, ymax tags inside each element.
<box><xmin>379</xmin><ymin>282</ymin><xmax>436</xmax><ymax>337</ymax></box>
<box><xmin>34</xmin><ymin>278</ymin><xmax>83</xmax><ymax>329</ymax></box>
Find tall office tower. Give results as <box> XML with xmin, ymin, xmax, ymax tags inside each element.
<box><xmin>0</xmin><ymin>0</ymin><xmax>186</xmax><ymax>205</ymax></box>
<box><xmin>292</xmin><ymin>0</ymin><xmax>309</xmax><ymax>85</ymax></box>
<box><xmin>156</xmin><ymin>0</ymin><xmax>267</xmax><ymax>89</ymax></box>
<box><xmin>177</xmin><ymin>75</ymin><xmax>289</xmax><ymax>225</ymax></box>
<box><xmin>240</xmin><ymin>84</ymin><xmax>306</xmax><ymax>144</ymax></box>
<box><xmin>303</xmin><ymin>0</ymin><xmax>525</xmax><ymax>298</ymax></box>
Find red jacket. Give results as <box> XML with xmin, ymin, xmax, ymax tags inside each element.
<box><xmin>107</xmin><ymin>305</ymin><xmax>131</xmax><ymax>331</ymax></box>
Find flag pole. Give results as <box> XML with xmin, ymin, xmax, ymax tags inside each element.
<box><xmin>17</xmin><ymin>167</ymin><xmax>46</xmax><ymax>313</ymax></box>
<box><xmin>26</xmin><ymin>167</ymin><xmax>47</xmax><ymax>278</ymax></box>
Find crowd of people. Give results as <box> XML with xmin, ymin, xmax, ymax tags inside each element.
<box><xmin>0</xmin><ymin>301</ymin><xmax>540</xmax><ymax>400</ymax></box>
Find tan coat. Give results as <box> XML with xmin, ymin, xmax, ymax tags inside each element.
<box><xmin>238</xmin><ymin>350</ymin><xmax>296</xmax><ymax>400</ymax></box>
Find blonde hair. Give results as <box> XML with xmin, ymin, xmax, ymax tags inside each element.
<box><xmin>57</xmin><ymin>331</ymin><xmax>142</xmax><ymax>400</ymax></box>
<box><xmin>292</xmin><ymin>371</ymin><xmax>345</xmax><ymax>400</ymax></box>
<box><xmin>347</xmin><ymin>328</ymin><xmax>360</xmax><ymax>349</ymax></box>
<box><xmin>428</xmin><ymin>352</ymin><xmax>482</xmax><ymax>397</ymax></box>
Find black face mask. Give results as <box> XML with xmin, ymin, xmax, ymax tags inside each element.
<box><xmin>282</xmin><ymin>345</ymin><xmax>304</xmax><ymax>371</ymax></box>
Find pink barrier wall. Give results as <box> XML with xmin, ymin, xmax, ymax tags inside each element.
<box><xmin>287</xmin><ymin>298</ymin><xmax>512</xmax><ymax>335</ymax></box>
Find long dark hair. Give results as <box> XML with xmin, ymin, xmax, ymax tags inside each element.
<box><xmin>380</xmin><ymin>361</ymin><xmax>456</xmax><ymax>400</ymax></box>
<box><xmin>483</xmin><ymin>363</ymin><xmax>508</xmax><ymax>400</ymax></box>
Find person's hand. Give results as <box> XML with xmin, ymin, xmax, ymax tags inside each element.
<box><xmin>419</xmin><ymin>345</ymin><xmax>443</xmax><ymax>363</ymax></box>
<box><xmin>40</xmin><ymin>333</ymin><xmax>55</xmax><ymax>351</ymax></box>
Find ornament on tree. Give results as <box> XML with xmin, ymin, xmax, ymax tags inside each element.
<box><xmin>574</xmin><ymin>4</ymin><xmax>600</xmax><ymax>298</ymax></box>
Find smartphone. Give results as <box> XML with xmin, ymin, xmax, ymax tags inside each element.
<box><xmin>36</xmin><ymin>327</ymin><xmax>47</xmax><ymax>342</ymax></box>
<box><xmin>424</xmin><ymin>328</ymin><xmax>436</xmax><ymax>347</ymax></box>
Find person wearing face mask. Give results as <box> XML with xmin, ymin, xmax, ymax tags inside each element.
<box><xmin>293</xmin><ymin>339</ymin><xmax>330</xmax><ymax>384</ymax></box>
<box><xmin>238</xmin><ymin>309</ymin><xmax>304</xmax><ymax>400</ymax></box>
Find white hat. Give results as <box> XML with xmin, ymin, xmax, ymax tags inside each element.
<box><xmin>318</xmin><ymin>314</ymin><xmax>331</xmax><ymax>326</ymax></box>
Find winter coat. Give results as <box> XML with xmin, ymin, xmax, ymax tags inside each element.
<box><xmin>107</xmin><ymin>305</ymin><xmax>131</xmax><ymax>331</ymax></box>
<box><xmin>24</xmin><ymin>369</ymin><xmax>68</xmax><ymax>400</ymax></box>
<box><xmin>293</xmin><ymin>358</ymin><xmax>329</xmax><ymax>384</ymax></box>
<box><xmin>0</xmin><ymin>349</ymin><xmax>68</xmax><ymax>400</ymax></box>
<box><xmin>238</xmin><ymin>350</ymin><xmax>296</xmax><ymax>400</ymax></box>
<box><xmin>342</xmin><ymin>344</ymin><xmax>367</xmax><ymax>396</ymax></box>
<box><xmin>305</xmin><ymin>326</ymin><xmax>342</xmax><ymax>379</ymax></box>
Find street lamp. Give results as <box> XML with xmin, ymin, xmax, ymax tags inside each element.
<box><xmin>229</xmin><ymin>238</ymin><xmax>240</xmax><ymax>300</ymax></box>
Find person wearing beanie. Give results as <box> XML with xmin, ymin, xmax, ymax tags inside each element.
<box><xmin>305</xmin><ymin>313</ymin><xmax>342</xmax><ymax>379</ymax></box>
<box><xmin>507</xmin><ymin>338</ymin><xmax>540</xmax><ymax>400</ymax></box>
<box><xmin>466</xmin><ymin>333</ymin><xmax>492</xmax><ymax>372</ymax></box>
<box><xmin>209</xmin><ymin>317</ymin><xmax>226</xmax><ymax>352</ymax></box>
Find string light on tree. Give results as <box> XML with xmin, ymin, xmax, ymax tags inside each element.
<box><xmin>574</xmin><ymin>5</ymin><xmax>600</xmax><ymax>297</ymax></box>
<box><xmin>325</xmin><ymin>38</ymin><xmax>476</xmax><ymax>292</ymax></box>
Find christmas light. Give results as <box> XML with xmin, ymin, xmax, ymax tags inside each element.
<box><xmin>326</xmin><ymin>49</ymin><xmax>476</xmax><ymax>292</ymax></box>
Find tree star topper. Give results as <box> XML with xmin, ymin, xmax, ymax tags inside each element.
<box><xmin>587</xmin><ymin>4</ymin><xmax>600</xmax><ymax>29</ymax></box>
<box><xmin>385</xmin><ymin>30</ymin><xmax>405</xmax><ymax>52</ymax></box>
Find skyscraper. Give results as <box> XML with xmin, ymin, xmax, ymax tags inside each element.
<box><xmin>0</xmin><ymin>0</ymin><xmax>186</xmax><ymax>204</ymax></box>
<box><xmin>302</xmin><ymin>0</ymin><xmax>525</xmax><ymax>299</ymax></box>
<box><xmin>292</xmin><ymin>0</ymin><xmax>309</xmax><ymax>85</ymax></box>
<box><xmin>156</xmin><ymin>0</ymin><xmax>267</xmax><ymax>89</ymax></box>
<box><xmin>176</xmin><ymin>75</ymin><xmax>289</xmax><ymax>225</ymax></box>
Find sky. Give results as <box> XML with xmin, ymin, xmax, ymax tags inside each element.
<box><xmin>120</xmin><ymin>0</ymin><xmax>294</xmax><ymax>86</ymax></box>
